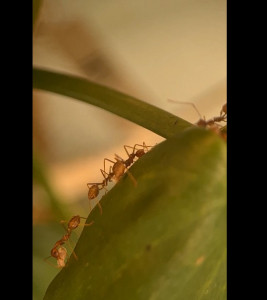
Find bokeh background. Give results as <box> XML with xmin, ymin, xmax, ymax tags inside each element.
<box><xmin>32</xmin><ymin>1</ymin><xmax>226</xmax><ymax>299</ymax></box>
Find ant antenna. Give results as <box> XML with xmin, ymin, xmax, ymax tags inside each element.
<box><xmin>168</xmin><ymin>98</ymin><xmax>203</xmax><ymax>120</ymax></box>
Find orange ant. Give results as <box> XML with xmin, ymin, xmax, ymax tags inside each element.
<box><xmin>86</xmin><ymin>162</ymin><xmax>121</xmax><ymax>215</ymax></box>
<box><xmin>45</xmin><ymin>246</ymin><xmax>68</xmax><ymax>268</ymax></box>
<box><xmin>86</xmin><ymin>143</ymin><xmax>153</xmax><ymax>215</ymax></box>
<box><xmin>44</xmin><ymin>215</ymin><xmax>93</xmax><ymax>268</ymax></box>
<box><xmin>60</xmin><ymin>215</ymin><xmax>94</xmax><ymax>235</ymax></box>
<box><xmin>86</xmin><ymin>181</ymin><xmax>106</xmax><ymax>215</ymax></box>
<box><xmin>119</xmin><ymin>143</ymin><xmax>153</xmax><ymax>168</ymax></box>
<box><xmin>168</xmin><ymin>99</ymin><xmax>227</xmax><ymax>139</ymax></box>
<box><xmin>101</xmin><ymin>142</ymin><xmax>153</xmax><ymax>185</ymax></box>
<box><xmin>195</xmin><ymin>103</ymin><xmax>227</xmax><ymax>128</ymax></box>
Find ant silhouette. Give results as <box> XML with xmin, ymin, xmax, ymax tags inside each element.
<box><xmin>44</xmin><ymin>215</ymin><xmax>94</xmax><ymax>268</ymax></box>
<box><xmin>117</xmin><ymin>143</ymin><xmax>153</xmax><ymax>168</ymax></box>
<box><xmin>168</xmin><ymin>99</ymin><xmax>227</xmax><ymax>139</ymax></box>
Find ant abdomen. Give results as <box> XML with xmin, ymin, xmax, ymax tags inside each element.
<box><xmin>88</xmin><ymin>184</ymin><xmax>100</xmax><ymax>200</ymax></box>
<box><xmin>112</xmin><ymin>160</ymin><xmax>126</xmax><ymax>181</ymax></box>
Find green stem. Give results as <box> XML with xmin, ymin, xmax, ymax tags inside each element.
<box><xmin>33</xmin><ymin>68</ymin><xmax>193</xmax><ymax>139</ymax></box>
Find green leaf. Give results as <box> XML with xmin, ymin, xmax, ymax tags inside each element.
<box><xmin>32</xmin><ymin>68</ymin><xmax>192</xmax><ymax>139</ymax></box>
<box><xmin>44</xmin><ymin>128</ymin><xmax>226</xmax><ymax>300</ymax></box>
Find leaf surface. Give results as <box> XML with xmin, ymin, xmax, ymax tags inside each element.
<box><xmin>44</xmin><ymin>128</ymin><xmax>226</xmax><ymax>300</ymax></box>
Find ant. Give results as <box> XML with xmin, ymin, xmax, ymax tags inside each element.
<box><xmin>44</xmin><ymin>246</ymin><xmax>68</xmax><ymax>268</ymax></box>
<box><xmin>60</xmin><ymin>215</ymin><xmax>94</xmax><ymax>235</ymax></box>
<box><xmin>118</xmin><ymin>143</ymin><xmax>153</xmax><ymax>168</ymax></box>
<box><xmin>168</xmin><ymin>99</ymin><xmax>227</xmax><ymax>138</ymax></box>
<box><xmin>105</xmin><ymin>142</ymin><xmax>153</xmax><ymax>181</ymax></box>
<box><xmin>195</xmin><ymin>103</ymin><xmax>227</xmax><ymax>128</ymax></box>
<box><xmin>101</xmin><ymin>142</ymin><xmax>154</xmax><ymax>185</ymax></box>
<box><xmin>86</xmin><ymin>143</ymin><xmax>153</xmax><ymax>215</ymax></box>
<box><xmin>44</xmin><ymin>215</ymin><xmax>93</xmax><ymax>268</ymax></box>
<box><xmin>86</xmin><ymin>181</ymin><xmax>106</xmax><ymax>215</ymax></box>
<box><xmin>87</xmin><ymin>158</ymin><xmax>133</xmax><ymax>214</ymax></box>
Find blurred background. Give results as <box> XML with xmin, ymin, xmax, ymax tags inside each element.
<box><xmin>32</xmin><ymin>0</ymin><xmax>226</xmax><ymax>299</ymax></box>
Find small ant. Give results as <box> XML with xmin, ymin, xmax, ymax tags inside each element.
<box><xmin>195</xmin><ymin>103</ymin><xmax>227</xmax><ymax>128</ymax></box>
<box><xmin>60</xmin><ymin>215</ymin><xmax>94</xmax><ymax>235</ymax></box>
<box><xmin>44</xmin><ymin>246</ymin><xmax>68</xmax><ymax>269</ymax></box>
<box><xmin>87</xmin><ymin>181</ymin><xmax>106</xmax><ymax>215</ymax></box>
<box><xmin>45</xmin><ymin>215</ymin><xmax>93</xmax><ymax>268</ymax></box>
<box><xmin>103</xmin><ymin>142</ymin><xmax>152</xmax><ymax>183</ymax></box>
<box><xmin>119</xmin><ymin>143</ymin><xmax>153</xmax><ymax>168</ymax></box>
<box><xmin>168</xmin><ymin>99</ymin><xmax>227</xmax><ymax>139</ymax></box>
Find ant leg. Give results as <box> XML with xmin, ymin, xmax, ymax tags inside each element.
<box><xmin>44</xmin><ymin>256</ymin><xmax>62</xmax><ymax>269</ymax></box>
<box><xmin>100</xmin><ymin>167</ymin><xmax>113</xmax><ymax>184</ymax></box>
<box><xmin>124</xmin><ymin>144</ymin><xmax>144</xmax><ymax>154</ymax></box>
<box><xmin>89</xmin><ymin>199</ymin><xmax>92</xmax><ymax>213</ymax></box>
<box><xmin>58</xmin><ymin>223</ymin><xmax>77</xmax><ymax>260</ymax></box>
<box><xmin>60</xmin><ymin>221</ymin><xmax>68</xmax><ymax>232</ymax></box>
<box><xmin>76</xmin><ymin>220</ymin><xmax>95</xmax><ymax>226</ymax></box>
<box><xmin>114</xmin><ymin>153</ymin><xmax>124</xmax><ymax>162</ymax></box>
<box><xmin>100</xmin><ymin>166</ymin><xmax>112</xmax><ymax>191</ymax></box>
<box><xmin>123</xmin><ymin>145</ymin><xmax>133</xmax><ymax>157</ymax></box>
<box><xmin>125</xmin><ymin>169</ymin><xmax>137</xmax><ymax>187</ymax></box>
<box><xmin>100</xmin><ymin>168</ymin><xmax>109</xmax><ymax>179</ymax></box>
<box><xmin>133</xmin><ymin>143</ymin><xmax>153</xmax><ymax>153</ymax></box>
<box><xmin>76</xmin><ymin>217</ymin><xmax>95</xmax><ymax>227</ymax></box>
<box><xmin>87</xmin><ymin>182</ymin><xmax>103</xmax><ymax>188</ymax></box>
<box><xmin>142</xmin><ymin>142</ymin><xmax>154</xmax><ymax>152</ymax></box>
<box><xmin>104</xmin><ymin>158</ymin><xmax>115</xmax><ymax>175</ymax></box>
<box><xmin>167</xmin><ymin>98</ymin><xmax>203</xmax><ymax>120</ymax></box>
<box><xmin>66</xmin><ymin>239</ymin><xmax>78</xmax><ymax>261</ymax></box>
<box><xmin>97</xmin><ymin>201</ymin><xmax>103</xmax><ymax>215</ymax></box>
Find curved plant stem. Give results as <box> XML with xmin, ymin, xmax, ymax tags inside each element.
<box><xmin>33</xmin><ymin>68</ymin><xmax>193</xmax><ymax>139</ymax></box>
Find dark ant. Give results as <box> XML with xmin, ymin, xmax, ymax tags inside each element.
<box><xmin>44</xmin><ymin>215</ymin><xmax>93</xmax><ymax>268</ymax></box>
<box><xmin>195</xmin><ymin>103</ymin><xmax>227</xmax><ymax>128</ymax></box>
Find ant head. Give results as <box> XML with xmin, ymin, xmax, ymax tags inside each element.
<box><xmin>135</xmin><ymin>149</ymin><xmax>145</xmax><ymax>158</ymax></box>
<box><xmin>196</xmin><ymin>119</ymin><xmax>206</xmax><ymax>127</ymax></box>
<box><xmin>51</xmin><ymin>248</ymin><xmax>59</xmax><ymax>258</ymax></box>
